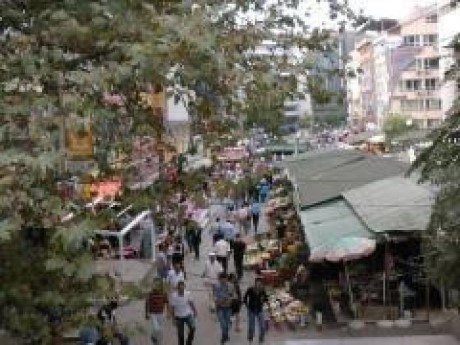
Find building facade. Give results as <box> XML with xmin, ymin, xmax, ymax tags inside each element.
<box><xmin>438</xmin><ymin>0</ymin><xmax>460</xmax><ymax>117</ymax></box>
<box><xmin>373</xmin><ymin>34</ymin><xmax>403</xmax><ymax>128</ymax></box>
<box><xmin>346</xmin><ymin>20</ymin><xmax>398</xmax><ymax>130</ymax></box>
<box><xmin>346</xmin><ymin>7</ymin><xmax>453</xmax><ymax>130</ymax></box>
<box><xmin>388</xmin><ymin>5</ymin><xmax>443</xmax><ymax>129</ymax></box>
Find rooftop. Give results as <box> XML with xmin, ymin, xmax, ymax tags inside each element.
<box><xmin>343</xmin><ymin>176</ymin><xmax>433</xmax><ymax>233</ymax></box>
<box><xmin>284</xmin><ymin>149</ymin><xmax>409</xmax><ymax>208</ymax></box>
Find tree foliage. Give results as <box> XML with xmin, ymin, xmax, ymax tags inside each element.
<box><xmin>383</xmin><ymin>113</ymin><xmax>411</xmax><ymax>142</ymax></box>
<box><xmin>0</xmin><ymin>0</ymin><xmax>359</xmax><ymax>341</ymax></box>
<box><xmin>410</xmin><ymin>103</ymin><xmax>460</xmax><ymax>287</ymax></box>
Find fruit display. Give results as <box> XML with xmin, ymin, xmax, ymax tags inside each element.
<box><xmin>243</xmin><ymin>239</ymin><xmax>280</xmax><ymax>269</ymax></box>
<box><xmin>265</xmin><ymin>289</ymin><xmax>310</xmax><ymax>327</ymax></box>
<box><xmin>265</xmin><ymin>196</ymin><xmax>292</xmax><ymax>215</ymax></box>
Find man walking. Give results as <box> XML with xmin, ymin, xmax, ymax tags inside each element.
<box><xmin>156</xmin><ymin>243</ymin><xmax>169</xmax><ymax>281</ymax></box>
<box><xmin>211</xmin><ymin>217</ymin><xmax>223</xmax><ymax>245</ymax></box>
<box><xmin>145</xmin><ymin>278</ymin><xmax>168</xmax><ymax>344</ymax></box>
<box><xmin>213</xmin><ymin>273</ymin><xmax>235</xmax><ymax>345</ymax></box>
<box><xmin>169</xmin><ymin>281</ymin><xmax>197</xmax><ymax>345</ymax></box>
<box><xmin>232</xmin><ymin>234</ymin><xmax>247</xmax><ymax>280</ymax></box>
<box><xmin>188</xmin><ymin>220</ymin><xmax>202</xmax><ymax>260</ymax></box>
<box><xmin>237</xmin><ymin>202</ymin><xmax>251</xmax><ymax>235</ymax></box>
<box><xmin>244</xmin><ymin>277</ymin><xmax>269</xmax><ymax>344</ymax></box>
<box><xmin>214</xmin><ymin>236</ymin><xmax>231</xmax><ymax>274</ymax></box>
<box><xmin>202</xmin><ymin>252</ymin><xmax>223</xmax><ymax>311</ymax></box>
<box><xmin>166</xmin><ymin>261</ymin><xmax>185</xmax><ymax>298</ymax></box>
<box><xmin>251</xmin><ymin>201</ymin><xmax>261</xmax><ymax>234</ymax></box>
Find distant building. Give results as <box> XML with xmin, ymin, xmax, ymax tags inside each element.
<box><xmin>438</xmin><ymin>0</ymin><xmax>460</xmax><ymax>117</ymax></box>
<box><xmin>308</xmin><ymin>33</ymin><xmax>350</xmax><ymax>124</ymax></box>
<box><xmin>387</xmin><ymin>5</ymin><xmax>443</xmax><ymax>129</ymax></box>
<box><xmin>346</xmin><ymin>19</ymin><xmax>398</xmax><ymax>129</ymax></box>
<box><xmin>373</xmin><ymin>34</ymin><xmax>403</xmax><ymax>128</ymax></box>
<box><xmin>346</xmin><ymin>6</ymin><xmax>451</xmax><ymax>130</ymax></box>
<box><xmin>163</xmin><ymin>96</ymin><xmax>191</xmax><ymax>161</ymax></box>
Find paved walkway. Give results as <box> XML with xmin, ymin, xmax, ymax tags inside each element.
<box><xmin>281</xmin><ymin>335</ymin><xmax>459</xmax><ymax>345</ymax></box>
<box><xmin>116</xmin><ymin>203</ymin><xmax>270</xmax><ymax>345</ymax></box>
<box><xmin>115</xmin><ymin>203</ymin><xmax>450</xmax><ymax>345</ymax></box>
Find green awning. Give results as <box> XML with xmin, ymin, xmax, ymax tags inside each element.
<box><xmin>265</xmin><ymin>144</ymin><xmax>309</xmax><ymax>154</ymax></box>
<box><xmin>299</xmin><ymin>199</ymin><xmax>374</xmax><ymax>254</ymax></box>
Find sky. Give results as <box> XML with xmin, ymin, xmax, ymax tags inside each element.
<box><xmin>348</xmin><ymin>0</ymin><xmax>436</xmax><ymax>19</ymax></box>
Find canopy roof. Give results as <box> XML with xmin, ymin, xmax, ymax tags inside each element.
<box><xmin>343</xmin><ymin>176</ymin><xmax>433</xmax><ymax>233</ymax></box>
<box><xmin>265</xmin><ymin>144</ymin><xmax>310</xmax><ymax>154</ymax></box>
<box><xmin>300</xmin><ymin>199</ymin><xmax>374</xmax><ymax>256</ymax></box>
<box><xmin>94</xmin><ymin>210</ymin><xmax>152</xmax><ymax>237</ymax></box>
<box><xmin>285</xmin><ymin>149</ymin><xmax>408</xmax><ymax>208</ymax></box>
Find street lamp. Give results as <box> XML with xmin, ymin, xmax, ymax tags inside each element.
<box><xmin>294</xmin><ymin>131</ymin><xmax>301</xmax><ymax>156</ymax></box>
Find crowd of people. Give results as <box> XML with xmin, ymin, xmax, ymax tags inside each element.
<box><xmin>143</xmin><ymin>168</ymin><xmax>274</xmax><ymax>345</ymax></box>
<box><xmin>79</xmin><ymin>156</ymin><xmax>275</xmax><ymax>345</ymax></box>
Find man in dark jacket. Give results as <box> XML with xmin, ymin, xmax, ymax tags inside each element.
<box><xmin>243</xmin><ymin>277</ymin><xmax>268</xmax><ymax>343</ymax></box>
<box><xmin>232</xmin><ymin>234</ymin><xmax>246</xmax><ymax>280</ymax></box>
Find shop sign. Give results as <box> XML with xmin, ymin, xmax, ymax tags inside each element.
<box><xmin>66</xmin><ymin>127</ymin><xmax>93</xmax><ymax>158</ymax></box>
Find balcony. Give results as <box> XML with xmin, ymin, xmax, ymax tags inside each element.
<box><xmin>407</xmin><ymin>110</ymin><xmax>443</xmax><ymax>120</ymax></box>
<box><xmin>393</xmin><ymin>89</ymin><xmax>440</xmax><ymax>99</ymax></box>
<box><xmin>401</xmin><ymin>69</ymin><xmax>439</xmax><ymax>79</ymax></box>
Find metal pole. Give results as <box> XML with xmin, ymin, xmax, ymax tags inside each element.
<box><xmin>150</xmin><ymin>214</ymin><xmax>156</xmax><ymax>263</ymax></box>
<box><xmin>119</xmin><ymin>235</ymin><xmax>124</xmax><ymax>281</ymax></box>
<box><xmin>383</xmin><ymin>271</ymin><xmax>386</xmax><ymax>308</ymax></box>
<box><xmin>345</xmin><ymin>262</ymin><xmax>354</xmax><ymax>318</ymax></box>
<box><xmin>294</xmin><ymin>137</ymin><xmax>299</xmax><ymax>156</ymax></box>
<box><xmin>441</xmin><ymin>279</ymin><xmax>446</xmax><ymax>311</ymax></box>
<box><xmin>399</xmin><ymin>281</ymin><xmax>404</xmax><ymax>317</ymax></box>
<box><xmin>426</xmin><ymin>276</ymin><xmax>430</xmax><ymax>321</ymax></box>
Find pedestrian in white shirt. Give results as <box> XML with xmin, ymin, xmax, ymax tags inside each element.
<box><xmin>202</xmin><ymin>252</ymin><xmax>223</xmax><ymax>311</ymax></box>
<box><xmin>166</xmin><ymin>261</ymin><xmax>185</xmax><ymax>300</ymax></box>
<box><xmin>214</xmin><ymin>238</ymin><xmax>231</xmax><ymax>274</ymax></box>
<box><xmin>169</xmin><ymin>281</ymin><xmax>197</xmax><ymax>345</ymax></box>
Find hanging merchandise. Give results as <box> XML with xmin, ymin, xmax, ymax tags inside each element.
<box><xmin>66</xmin><ymin>119</ymin><xmax>94</xmax><ymax>158</ymax></box>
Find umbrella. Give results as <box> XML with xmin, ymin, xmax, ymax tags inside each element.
<box><xmin>325</xmin><ymin>237</ymin><xmax>376</xmax><ymax>263</ymax></box>
<box><xmin>309</xmin><ymin>236</ymin><xmax>376</xmax><ymax>318</ymax></box>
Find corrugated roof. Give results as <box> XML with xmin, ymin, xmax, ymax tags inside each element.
<box><xmin>343</xmin><ymin>176</ymin><xmax>433</xmax><ymax>233</ymax></box>
<box><xmin>285</xmin><ymin>150</ymin><xmax>409</xmax><ymax>208</ymax></box>
<box><xmin>299</xmin><ymin>199</ymin><xmax>374</xmax><ymax>252</ymax></box>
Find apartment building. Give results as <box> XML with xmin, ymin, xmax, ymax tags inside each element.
<box><xmin>387</xmin><ymin>5</ymin><xmax>443</xmax><ymax>129</ymax></box>
<box><xmin>346</xmin><ymin>19</ymin><xmax>398</xmax><ymax>129</ymax></box>
<box><xmin>438</xmin><ymin>0</ymin><xmax>460</xmax><ymax>117</ymax></box>
<box><xmin>373</xmin><ymin>34</ymin><xmax>403</xmax><ymax>128</ymax></box>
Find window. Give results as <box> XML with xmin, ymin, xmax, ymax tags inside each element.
<box><xmin>401</xmin><ymin>99</ymin><xmax>441</xmax><ymax>111</ymax></box>
<box><xmin>416</xmin><ymin>58</ymin><xmax>439</xmax><ymax>70</ymax></box>
<box><xmin>423</xmin><ymin>34</ymin><xmax>438</xmax><ymax>46</ymax></box>
<box><xmin>401</xmin><ymin>79</ymin><xmax>422</xmax><ymax>91</ymax></box>
<box><xmin>427</xmin><ymin>119</ymin><xmax>441</xmax><ymax>128</ymax></box>
<box><xmin>424</xmin><ymin>98</ymin><xmax>442</xmax><ymax>110</ymax></box>
<box><xmin>401</xmin><ymin>99</ymin><xmax>422</xmax><ymax>111</ymax></box>
<box><xmin>404</xmin><ymin>35</ymin><xmax>418</xmax><ymax>46</ymax></box>
<box><xmin>424</xmin><ymin>78</ymin><xmax>439</xmax><ymax>90</ymax></box>
<box><xmin>426</xmin><ymin>15</ymin><xmax>438</xmax><ymax>23</ymax></box>
<box><xmin>284</xmin><ymin>103</ymin><xmax>299</xmax><ymax>112</ymax></box>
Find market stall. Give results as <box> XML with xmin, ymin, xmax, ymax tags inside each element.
<box><xmin>266</xmin><ymin>288</ymin><xmax>311</xmax><ymax>330</ymax></box>
<box><xmin>94</xmin><ymin>209</ymin><xmax>156</xmax><ymax>280</ymax></box>
<box><xmin>217</xmin><ymin>146</ymin><xmax>249</xmax><ymax>162</ymax></box>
